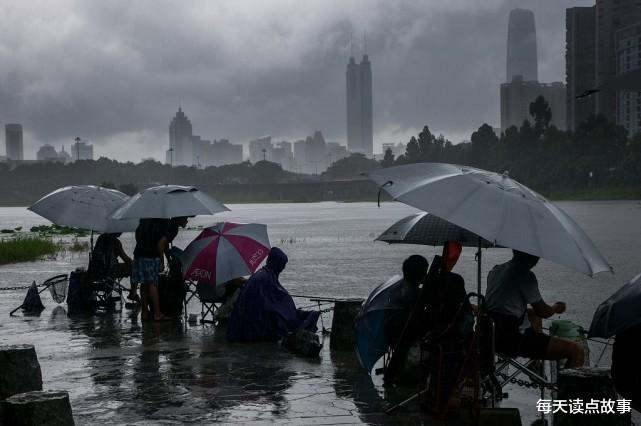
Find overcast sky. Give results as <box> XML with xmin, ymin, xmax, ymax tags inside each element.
<box><xmin>0</xmin><ymin>0</ymin><xmax>593</xmax><ymax>162</ymax></box>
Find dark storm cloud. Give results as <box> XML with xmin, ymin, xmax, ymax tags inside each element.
<box><xmin>0</xmin><ymin>0</ymin><xmax>592</xmax><ymax>160</ymax></box>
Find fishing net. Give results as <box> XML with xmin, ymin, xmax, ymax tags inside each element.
<box><xmin>46</xmin><ymin>274</ymin><xmax>68</xmax><ymax>304</ymax></box>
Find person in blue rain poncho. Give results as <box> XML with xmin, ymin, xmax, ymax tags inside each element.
<box><xmin>227</xmin><ymin>247</ymin><xmax>320</xmax><ymax>342</ymax></box>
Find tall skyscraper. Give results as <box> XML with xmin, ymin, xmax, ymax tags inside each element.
<box><xmin>346</xmin><ymin>47</ymin><xmax>373</xmax><ymax>158</ymax></box>
<box><xmin>506</xmin><ymin>9</ymin><xmax>538</xmax><ymax>83</ymax></box>
<box><xmin>501</xmin><ymin>9</ymin><xmax>566</xmax><ymax>132</ymax></box>
<box><xmin>5</xmin><ymin>124</ymin><xmax>23</xmax><ymax>161</ymax></box>
<box><xmin>566</xmin><ymin>6</ymin><xmax>597</xmax><ymax>130</ymax></box>
<box><xmin>595</xmin><ymin>0</ymin><xmax>641</xmax><ymax>124</ymax></box>
<box><xmin>615</xmin><ymin>23</ymin><xmax>641</xmax><ymax>135</ymax></box>
<box><xmin>168</xmin><ymin>107</ymin><xmax>193</xmax><ymax>166</ymax></box>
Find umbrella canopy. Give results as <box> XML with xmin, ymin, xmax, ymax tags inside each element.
<box><xmin>368</xmin><ymin>163</ymin><xmax>611</xmax><ymax>276</ymax></box>
<box><xmin>588</xmin><ymin>273</ymin><xmax>641</xmax><ymax>338</ymax></box>
<box><xmin>29</xmin><ymin>185</ymin><xmax>138</xmax><ymax>233</ymax></box>
<box><xmin>376</xmin><ymin>212</ymin><xmax>496</xmax><ymax>248</ymax></box>
<box><xmin>355</xmin><ymin>275</ymin><xmax>409</xmax><ymax>373</ymax></box>
<box><xmin>111</xmin><ymin>185</ymin><xmax>229</xmax><ymax>220</ymax></box>
<box><xmin>181</xmin><ymin>222</ymin><xmax>271</xmax><ymax>286</ymax></box>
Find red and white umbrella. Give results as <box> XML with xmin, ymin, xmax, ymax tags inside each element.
<box><xmin>181</xmin><ymin>222</ymin><xmax>271</xmax><ymax>286</ymax></box>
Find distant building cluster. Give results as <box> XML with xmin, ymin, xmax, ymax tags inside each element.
<box><xmin>566</xmin><ymin>0</ymin><xmax>641</xmax><ymax>135</ymax></box>
<box><xmin>500</xmin><ymin>9</ymin><xmax>567</xmax><ymax>133</ymax></box>
<box><xmin>165</xmin><ymin>108</ymin><xmax>243</xmax><ymax>168</ymax></box>
<box><xmin>36</xmin><ymin>144</ymin><xmax>72</xmax><ymax>163</ymax></box>
<box><xmin>249</xmin><ymin>132</ymin><xmax>349</xmax><ymax>175</ymax></box>
<box><xmin>2</xmin><ymin>123</ymin><xmax>93</xmax><ymax>165</ymax></box>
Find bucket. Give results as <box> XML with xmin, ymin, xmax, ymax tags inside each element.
<box><xmin>550</xmin><ymin>320</ymin><xmax>583</xmax><ymax>339</ymax></box>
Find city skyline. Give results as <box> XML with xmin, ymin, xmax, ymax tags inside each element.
<box><xmin>0</xmin><ymin>1</ymin><xmax>600</xmax><ymax>162</ymax></box>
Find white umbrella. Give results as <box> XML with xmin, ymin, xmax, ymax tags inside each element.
<box><xmin>368</xmin><ymin>163</ymin><xmax>612</xmax><ymax>281</ymax></box>
<box><xmin>110</xmin><ymin>185</ymin><xmax>229</xmax><ymax>220</ymax></box>
<box><xmin>29</xmin><ymin>185</ymin><xmax>138</xmax><ymax>233</ymax></box>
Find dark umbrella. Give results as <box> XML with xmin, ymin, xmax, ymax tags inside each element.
<box><xmin>376</xmin><ymin>212</ymin><xmax>495</xmax><ymax>248</ymax></box>
<box><xmin>355</xmin><ymin>275</ymin><xmax>408</xmax><ymax>373</ymax></box>
<box><xmin>588</xmin><ymin>273</ymin><xmax>641</xmax><ymax>338</ymax></box>
<box><xmin>376</xmin><ymin>212</ymin><xmax>499</xmax><ymax>300</ymax></box>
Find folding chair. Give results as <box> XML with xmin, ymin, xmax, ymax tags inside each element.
<box><xmin>184</xmin><ymin>280</ymin><xmax>226</xmax><ymax>324</ymax></box>
<box><xmin>481</xmin><ymin>315</ymin><xmax>555</xmax><ymax>426</ymax></box>
<box><xmin>88</xmin><ymin>277</ymin><xmax>124</xmax><ymax>311</ymax></box>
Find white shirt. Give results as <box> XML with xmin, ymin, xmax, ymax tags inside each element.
<box><xmin>485</xmin><ymin>260</ymin><xmax>542</xmax><ymax>318</ymax></box>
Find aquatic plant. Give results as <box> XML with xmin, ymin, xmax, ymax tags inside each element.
<box><xmin>0</xmin><ymin>236</ymin><xmax>59</xmax><ymax>265</ymax></box>
<box><xmin>30</xmin><ymin>224</ymin><xmax>89</xmax><ymax>237</ymax></box>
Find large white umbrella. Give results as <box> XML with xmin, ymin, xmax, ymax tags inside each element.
<box><xmin>368</xmin><ymin>163</ymin><xmax>612</xmax><ymax>279</ymax></box>
<box><xmin>29</xmin><ymin>185</ymin><xmax>138</xmax><ymax>233</ymax></box>
<box><xmin>110</xmin><ymin>185</ymin><xmax>229</xmax><ymax>219</ymax></box>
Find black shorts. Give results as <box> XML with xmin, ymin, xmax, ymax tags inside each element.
<box><xmin>491</xmin><ymin>313</ymin><xmax>551</xmax><ymax>359</ymax></box>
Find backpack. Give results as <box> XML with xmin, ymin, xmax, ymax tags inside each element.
<box><xmin>282</xmin><ymin>329</ymin><xmax>322</xmax><ymax>357</ymax></box>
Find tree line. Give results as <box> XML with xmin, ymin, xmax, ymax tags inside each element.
<box><xmin>380</xmin><ymin>96</ymin><xmax>641</xmax><ymax>195</ymax></box>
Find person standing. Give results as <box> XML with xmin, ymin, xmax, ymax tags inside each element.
<box><xmin>131</xmin><ymin>218</ymin><xmax>169</xmax><ymax>321</ymax></box>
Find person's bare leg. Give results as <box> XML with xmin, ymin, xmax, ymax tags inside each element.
<box><xmin>128</xmin><ymin>282</ymin><xmax>139</xmax><ymax>301</ymax></box>
<box><xmin>140</xmin><ymin>283</ymin><xmax>149</xmax><ymax>320</ymax></box>
<box><xmin>149</xmin><ymin>285</ymin><xmax>164</xmax><ymax>320</ymax></box>
<box><xmin>545</xmin><ymin>337</ymin><xmax>585</xmax><ymax>368</ymax></box>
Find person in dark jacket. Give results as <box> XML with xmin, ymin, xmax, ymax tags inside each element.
<box><xmin>227</xmin><ymin>247</ymin><xmax>319</xmax><ymax>342</ymax></box>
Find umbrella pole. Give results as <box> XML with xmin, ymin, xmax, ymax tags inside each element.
<box><xmin>477</xmin><ymin>237</ymin><xmax>482</xmax><ymax>304</ymax></box>
<box><xmin>475</xmin><ymin>237</ymin><xmax>482</xmax><ymax>403</ymax></box>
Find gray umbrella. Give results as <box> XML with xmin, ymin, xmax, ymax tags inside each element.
<box><xmin>376</xmin><ymin>212</ymin><xmax>496</xmax><ymax>248</ymax></box>
<box><xmin>588</xmin><ymin>273</ymin><xmax>641</xmax><ymax>338</ymax></box>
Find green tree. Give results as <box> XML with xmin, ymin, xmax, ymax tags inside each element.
<box><xmin>469</xmin><ymin>123</ymin><xmax>498</xmax><ymax>168</ymax></box>
<box><xmin>405</xmin><ymin>136</ymin><xmax>421</xmax><ymax>163</ymax></box>
<box><xmin>380</xmin><ymin>148</ymin><xmax>395</xmax><ymax>168</ymax></box>
<box><xmin>529</xmin><ymin>95</ymin><xmax>552</xmax><ymax>137</ymax></box>
<box><xmin>323</xmin><ymin>153</ymin><xmax>381</xmax><ymax>179</ymax></box>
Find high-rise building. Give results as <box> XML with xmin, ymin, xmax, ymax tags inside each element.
<box><xmin>190</xmin><ymin>135</ymin><xmax>210</xmax><ymax>168</ymax></box>
<box><xmin>506</xmin><ymin>9</ymin><xmax>538</xmax><ymax>83</ymax></box>
<box><xmin>206</xmin><ymin>139</ymin><xmax>243</xmax><ymax>167</ymax></box>
<box><xmin>305</xmin><ymin>131</ymin><xmax>328</xmax><ymax>174</ymax></box>
<box><xmin>346</xmin><ymin>51</ymin><xmax>373</xmax><ymax>157</ymax></box>
<box><xmin>249</xmin><ymin>136</ymin><xmax>273</xmax><ymax>163</ymax></box>
<box><xmin>293</xmin><ymin>140</ymin><xmax>306</xmax><ymax>173</ymax></box>
<box><xmin>168</xmin><ymin>108</ymin><xmax>193</xmax><ymax>166</ymax></box>
<box><xmin>566</xmin><ymin>6</ymin><xmax>597</xmax><ymax>130</ymax></box>
<box><xmin>326</xmin><ymin>142</ymin><xmax>349</xmax><ymax>165</ymax></box>
<box><xmin>5</xmin><ymin>124</ymin><xmax>23</xmax><ymax>161</ymax></box>
<box><xmin>501</xmin><ymin>77</ymin><xmax>567</xmax><ymax>131</ymax></box>
<box><xmin>71</xmin><ymin>140</ymin><xmax>94</xmax><ymax>161</ymax></box>
<box><xmin>501</xmin><ymin>9</ymin><xmax>566</xmax><ymax>132</ymax></box>
<box><xmin>615</xmin><ymin>23</ymin><xmax>641</xmax><ymax>135</ymax></box>
<box><xmin>595</xmin><ymin>0</ymin><xmax>641</xmax><ymax>124</ymax></box>
<box><xmin>271</xmin><ymin>141</ymin><xmax>294</xmax><ymax>171</ymax></box>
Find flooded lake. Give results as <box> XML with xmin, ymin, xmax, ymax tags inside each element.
<box><xmin>1</xmin><ymin>201</ymin><xmax>640</xmax><ymax>424</ymax></box>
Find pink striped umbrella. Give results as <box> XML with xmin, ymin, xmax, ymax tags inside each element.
<box><xmin>181</xmin><ymin>222</ymin><xmax>270</xmax><ymax>286</ymax></box>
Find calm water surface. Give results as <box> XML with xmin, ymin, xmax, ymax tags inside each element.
<box><xmin>1</xmin><ymin>202</ymin><xmax>640</xmax><ymax>424</ymax></box>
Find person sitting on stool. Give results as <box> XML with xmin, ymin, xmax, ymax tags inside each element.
<box><xmin>485</xmin><ymin>250</ymin><xmax>584</xmax><ymax>368</ymax></box>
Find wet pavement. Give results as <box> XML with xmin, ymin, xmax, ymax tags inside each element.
<box><xmin>3</xmin><ymin>304</ymin><xmax>472</xmax><ymax>425</ymax></box>
<box><xmin>3</xmin><ymin>202</ymin><xmax>641</xmax><ymax>424</ymax></box>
